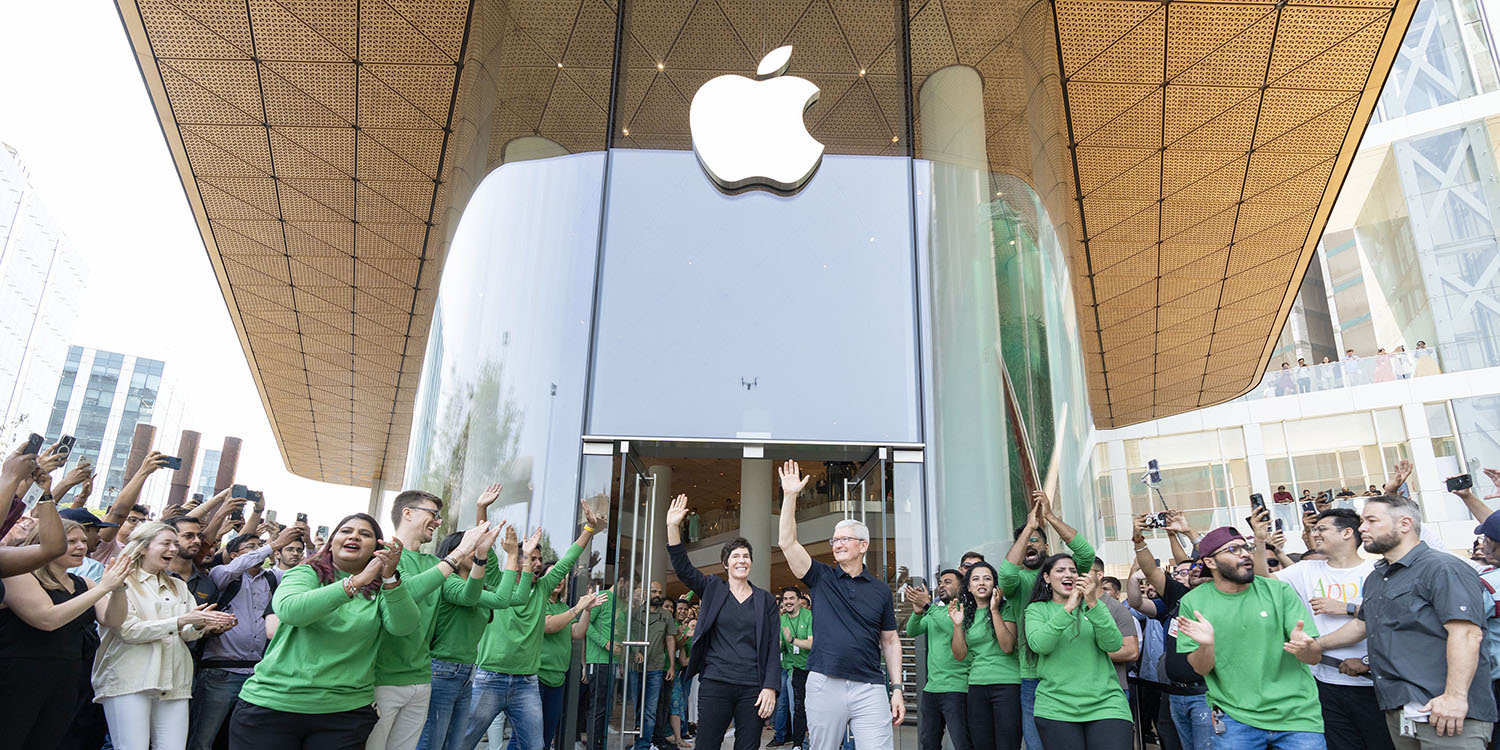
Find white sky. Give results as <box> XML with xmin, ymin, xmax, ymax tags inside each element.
<box><xmin>0</xmin><ymin>3</ymin><xmax>371</xmax><ymax>526</ymax></box>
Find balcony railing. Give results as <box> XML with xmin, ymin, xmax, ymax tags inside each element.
<box><xmin>1238</xmin><ymin>347</ymin><xmax>1441</xmax><ymax>401</ymax></box>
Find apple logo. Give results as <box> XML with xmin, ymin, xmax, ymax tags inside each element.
<box><xmin>689</xmin><ymin>45</ymin><xmax>824</xmax><ymax>195</ymax></box>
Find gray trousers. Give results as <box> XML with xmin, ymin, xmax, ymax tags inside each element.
<box><xmin>1384</xmin><ymin>711</ymin><xmax>1493</xmax><ymax>750</ymax></box>
<box><xmin>805</xmin><ymin>671</ymin><xmax>894</xmax><ymax>750</ymax></box>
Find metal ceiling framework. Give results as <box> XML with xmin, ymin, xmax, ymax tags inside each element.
<box><xmin>117</xmin><ymin>0</ymin><xmax>1414</xmax><ymax>484</ymax></box>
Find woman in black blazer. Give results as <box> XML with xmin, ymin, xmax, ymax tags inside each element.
<box><xmin>665</xmin><ymin>494</ymin><xmax>781</xmax><ymax>750</ymax></box>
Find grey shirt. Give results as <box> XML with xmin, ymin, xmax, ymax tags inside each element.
<box><xmin>1358</xmin><ymin>542</ymin><xmax>1498</xmax><ymax>720</ymax></box>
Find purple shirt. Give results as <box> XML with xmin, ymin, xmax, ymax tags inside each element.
<box><xmin>200</xmin><ymin>545</ymin><xmax>278</xmax><ymax>673</ymax></box>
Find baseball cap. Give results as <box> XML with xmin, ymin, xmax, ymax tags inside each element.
<box><xmin>1197</xmin><ymin>526</ymin><xmax>1245</xmax><ymax>559</ymax></box>
<box><xmin>59</xmin><ymin>508</ymin><xmax>119</xmax><ymax>528</ymax></box>
<box><xmin>1475</xmin><ymin>510</ymin><xmax>1500</xmax><ymax>543</ymax></box>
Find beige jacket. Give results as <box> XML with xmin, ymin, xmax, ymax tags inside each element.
<box><xmin>91</xmin><ymin>568</ymin><xmax>204</xmax><ymax>700</ymax></box>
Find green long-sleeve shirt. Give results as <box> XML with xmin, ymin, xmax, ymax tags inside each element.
<box><xmin>239</xmin><ymin>565</ymin><xmax>419</xmax><ymax>714</ymax></box>
<box><xmin>476</xmin><ymin>542</ymin><xmax>584</xmax><ymax>675</ymax></box>
<box><xmin>998</xmin><ymin>532</ymin><xmax>1094</xmax><ymax>678</ymax></box>
<box><xmin>373</xmin><ymin>548</ymin><xmax>489</xmax><ymax>685</ymax></box>
<box><xmin>905</xmin><ymin>605</ymin><xmax>969</xmax><ymax>693</ymax></box>
<box><xmin>585</xmin><ymin>596</ymin><xmax>614</xmax><ymax>665</ymax></box>
<box><xmin>430</xmin><ymin>563</ymin><xmax>525</xmax><ymax>665</ymax></box>
<box><xmin>1024</xmin><ymin>600</ymin><xmax>1130</xmax><ymax>722</ymax></box>
<box><xmin>540</xmin><ymin>600</ymin><xmax>575</xmax><ymax>687</ymax></box>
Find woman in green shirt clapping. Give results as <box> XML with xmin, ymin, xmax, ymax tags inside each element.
<box><xmin>951</xmin><ymin>561</ymin><xmax>1019</xmax><ymax>750</ymax></box>
<box><xmin>230</xmin><ymin>513</ymin><xmax>418</xmax><ymax>750</ymax></box>
<box><xmin>1023</xmin><ymin>554</ymin><xmax>1132</xmax><ymax>750</ymax></box>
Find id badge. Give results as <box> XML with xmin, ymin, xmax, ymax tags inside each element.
<box><xmin>1399</xmin><ymin>715</ymin><xmax>1417</xmax><ymax>738</ymax></box>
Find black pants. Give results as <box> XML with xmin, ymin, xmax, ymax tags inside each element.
<box><xmin>1131</xmin><ymin>679</ymin><xmax>1179</xmax><ymax>750</ymax></box>
<box><xmin>967</xmin><ymin>683</ymin><xmax>1022</xmax><ymax>750</ymax></box>
<box><xmin>587</xmin><ymin>664</ymin><xmax>615</xmax><ymax>750</ymax></box>
<box><xmin>0</xmin><ymin>657</ymin><xmax>81</xmax><ymax>750</ymax></box>
<box><xmin>789</xmin><ymin>667</ymin><xmax>809</xmax><ymax>747</ymax></box>
<box><xmin>695</xmin><ymin>677</ymin><xmax>764</xmax><ymax>750</ymax></box>
<box><xmin>227</xmin><ymin>700</ymin><xmax>377</xmax><ymax>750</ymax></box>
<box><xmin>1318</xmin><ymin>680</ymin><xmax>1394</xmax><ymax>750</ymax></box>
<box><xmin>1034</xmin><ymin>717</ymin><xmax>1134</xmax><ymax>750</ymax></box>
<box><xmin>920</xmin><ymin>690</ymin><xmax>972</xmax><ymax>750</ymax></box>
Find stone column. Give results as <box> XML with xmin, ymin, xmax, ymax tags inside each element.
<box><xmin>122</xmin><ymin>423</ymin><xmax>156</xmax><ymax>482</ymax></box>
<box><xmin>166</xmin><ymin>430</ymin><xmax>199</xmax><ymax>507</ymax></box>
<box><xmin>213</xmin><ymin>436</ymin><xmax>242</xmax><ymax>494</ymax></box>
<box><xmin>740</xmin><ymin>458</ymin><xmax>772</xmax><ymax>590</ymax></box>
<box><xmin>646</xmin><ymin>464</ymin><xmax>671</xmax><ymax>591</ymax></box>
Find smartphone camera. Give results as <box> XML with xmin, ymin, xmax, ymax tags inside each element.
<box><xmin>22</xmin><ymin>433</ymin><xmax>43</xmax><ymax>456</ymax></box>
<box><xmin>297</xmin><ymin>512</ymin><xmax>309</xmax><ymax>524</ymax></box>
<box><xmin>1274</xmin><ymin>518</ymin><xmax>1285</xmax><ymax>532</ymax></box>
<box><xmin>228</xmin><ymin>509</ymin><xmax>244</xmax><ymax>522</ymax></box>
<box><xmin>160</xmin><ymin>456</ymin><xmax>183</xmax><ymax>470</ymax></box>
<box><xmin>231</xmin><ymin>484</ymin><xmax>248</xmax><ymax>499</ymax></box>
<box><xmin>1447</xmin><ymin>474</ymin><xmax>1475</xmax><ymax>492</ymax></box>
<box><xmin>56</xmin><ymin>434</ymin><xmax>76</xmax><ymax>457</ymax></box>
<box><xmin>1145</xmin><ymin>511</ymin><xmax>1169</xmax><ymax>529</ymax></box>
<box><xmin>1249</xmin><ymin>493</ymin><xmax>1266</xmax><ymax>513</ymax></box>
<box><xmin>248</xmin><ymin>490</ymin><xmax>263</xmax><ymax>504</ymax></box>
<box><xmin>1302</xmin><ymin>501</ymin><xmax>1316</xmax><ymax>514</ymax></box>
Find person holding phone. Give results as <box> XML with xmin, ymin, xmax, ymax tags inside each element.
<box><xmin>0</xmin><ymin>519</ymin><xmax>130</xmax><ymax>749</ymax></box>
<box><xmin>229</xmin><ymin>513</ymin><xmax>415</xmax><ymax>749</ymax></box>
<box><xmin>92</xmin><ymin>521</ymin><xmax>237</xmax><ymax>750</ymax></box>
<box><xmin>1023</xmin><ymin>555</ymin><xmax>1132</xmax><ymax>750</ymax></box>
<box><xmin>92</xmin><ymin>451</ymin><xmax>170</xmax><ymax>564</ymax></box>
<box><xmin>665</xmin><ymin>494</ymin><xmax>780</xmax><ymax>750</ymax></box>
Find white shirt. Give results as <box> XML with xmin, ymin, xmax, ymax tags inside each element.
<box><xmin>1277</xmin><ymin>558</ymin><xmax>1377</xmax><ymax>686</ymax></box>
<box><xmin>91</xmin><ymin>568</ymin><xmax>204</xmax><ymax>700</ymax></box>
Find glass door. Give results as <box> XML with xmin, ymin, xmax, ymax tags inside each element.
<box><xmin>611</xmin><ymin>448</ymin><xmax>659</xmax><ymax>744</ymax></box>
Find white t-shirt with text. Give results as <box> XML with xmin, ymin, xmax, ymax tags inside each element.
<box><xmin>1276</xmin><ymin>558</ymin><xmax>1377</xmax><ymax>687</ymax></box>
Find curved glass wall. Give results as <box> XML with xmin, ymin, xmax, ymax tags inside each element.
<box><xmin>402</xmin><ymin>152</ymin><xmax>607</xmax><ymax>549</ymax></box>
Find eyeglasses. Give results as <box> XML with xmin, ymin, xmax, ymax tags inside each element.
<box><xmin>1214</xmin><ymin>543</ymin><xmax>1255</xmax><ymax>557</ymax></box>
<box><xmin>829</xmin><ymin>536</ymin><xmax>866</xmax><ymax>546</ymax></box>
<box><xmin>408</xmin><ymin>506</ymin><xmax>441</xmax><ymax>518</ymax></box>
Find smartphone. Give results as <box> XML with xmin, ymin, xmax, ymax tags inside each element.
<box><xmin>1447</xmin><ymin>474</ymin><xmax>1475</xmax><ymax>492</ymax></box>
<box><xmin>228</xmin><ymin>508</ymin><xmax>244</xmax><ymax>522</ymax></box>
<box><xmin>1145</xmin><ymin>511</ymin><xmax>1169</xmax><ymax>529</ymax></box>
<box><xmin>191</xmin><ymin>493</ymin><xmax>204</xmax><ymax>503</ymax></box>
<box><xmin>264</xmin><ymin>509</ymin><xmax>278</xmax><ymax>525</ymax></box>
<box><xmin>22</xmin><ymin>433</ymin><xmax>43</xmax><ymax>455</ymax></box>
<box><xmin>55</xmin><ymin>434</ymin><xmax>76</xmax><ymax>457</ymax></box>
<box><xmin>1302</xmin><ymin>500</ymin><xmax>1316</xmax><ymax>514</ymax></box>
<box><xmin>297</xmin><ymin>512</ymin><xmax>308</xmax><ymax>524</ymax></box>
<box><xmin>160</xmin><ymin>456</ymin><xmax>183</xmax><ymax>470</ymax></box>
<box><xmin>1249</xmin><ymin>493</ymin><xmax>1266</xmax><ymax>514</ymax></box>
<box><xmin>1147</xmin><ymin>459</ymin><xmax>1162</xmax><ymax>486</ymax></box>
<box><xmin>1274</xmin><ymin>518</ymin><xmax>1285</xmax><ymax>532</ymax></box>
<box><xmin>248</xmin><ymin>490</ymin><xmax>263</xmax><ymax>504</ymax></box>
<box><xmin>316</xmin><ymin>525</ymin><xmax>329</xmax><ymax>539</ymax></box>
<box><xmin>231</xmin><ymin>484</ymin><xmax>248</xmax><ymax>499</ymax></box>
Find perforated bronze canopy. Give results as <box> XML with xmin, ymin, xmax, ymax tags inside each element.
<box><xmin>116</xmin><ymin>0</ymin><xmax>1414</xmax><ymax>484</ymax></box>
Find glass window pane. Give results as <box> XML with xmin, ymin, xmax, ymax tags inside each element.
<box><xmin>1376</xmin><ymin>408</ymin><xmax>1407</xmax><ymax>441</ymax></box>
<box><xmin>1425</xmin><ymin>403</ymin><xmax>1454</xmax><ymax>437</ymax></box>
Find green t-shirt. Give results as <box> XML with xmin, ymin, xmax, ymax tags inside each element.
<box><xmin>998</xmin><ymin>533</ymin><xmax>1095</xmax><ymax>679</ymax></box>
<box><xmin>1024</xmin><ymin>600</ymin><xmax>1130</xmax><ymax>722</ymax></box>
<box><xmin>540</xmin><ymin>600</ymin><xmax>575</xmax><ymax>687</ymax></box>
<box><xmin>239</xmin><ymin>565</ymin><xmax>419</xmax><ymax>714</ymax></box>
<box><xmin>780</xmin><ymin>609</ymin><xmax>812</xmax><ymax>670</ymax></box>
<box><xmin>905</xmin><ymin>605</ymin><xmax>970</xmax><ymax>693</ymax></box>
<box><xmin>964</xmin><ymin>609</ymin><xmax>1019</xmax><ymax>685</ymax></box>
<box><xmin>1176</xmin><ymin>576</ymin><xmax>1323</xmax><ymax>732</ymax></box>
<box><xmin>430</xmin><ymin>565</ymin><xmax>526</xmax><ymax>665</ymax></box>
<box><xmin>476</xmin><ymin>543</ymin><xmax>584</xmax><ymax>675</ymax></box>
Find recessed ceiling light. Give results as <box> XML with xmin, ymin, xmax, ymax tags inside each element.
<box><xmin>657</xmin><ymin>62</ymin><xmax>665</xmax><ymax>71</ymax></box>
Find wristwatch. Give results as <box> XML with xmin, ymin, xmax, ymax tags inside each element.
<box><xmin>471</xmin><ymin>555</ymin><xmax>488</xmax><ymax>566</ymax></box>
<box><xmin>382</xmin><ymin>574</ymin><xmax>399</xmax><ymax>585</ymax></box>
<box><xmin>1345</xmin><ymin>602</ymin><xmax>1358</xmax><ymax>617</ymax></box>
<box><xmin>1361</xmin><ymin>655</ymin><xmax>1370</xmax><ymax>666</ymax></box>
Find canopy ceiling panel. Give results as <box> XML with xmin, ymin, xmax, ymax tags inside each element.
<box><xmin>118</xmin><ymin>0</ymin><xmax>1414</xmax><ymax>483</ymax></box>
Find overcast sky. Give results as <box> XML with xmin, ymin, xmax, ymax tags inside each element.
<box><xmin>0</xmin><ymin>3</ymin><xmax>371</xmax><ymax>526</ymax></box>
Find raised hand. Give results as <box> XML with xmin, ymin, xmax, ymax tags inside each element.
<box><xmin>903</xmin><ymin>582</ymin><xmax>931</xmax><ymax>611</ymax></box>
<box><xmin>576</xmin><ymin>592</ymin><xmax>601</xmax><ymax>611</ymax></box>
<box><xmin>948</xmin><ymin>601</ymin><xmax>963</xmax><ymax>625</ymax></box>
<box><xmin>501</xmin><ymin>524</ymin><xmax>520</xmax><ymax>556</ymax></box>
<box><xmin>1249</xmin><ymin>505</ymin><xmax>1271</xmax><ymax>541</ymax></box>
<box><xmin>377</xmin><ymin>538</ymin><xmax>404</xmax><ymax>578</ymax></box>
<box><xmin>352</xmin><ymin>555</ymin><xmax>384</xmax><ymax>590</ymax></box>
<box><xmin>1384</xmin><ymin>459</ymin><xmax>1413</xmax><ymax>495</ymax></box>
<box><xmin>56</xmin><ymin>463</ymin><xmax>93</xmax><ymax>494</ymax></box>
<box><xmin>100</xmin><ymin>555</ymin><xmax>131</xmax><ymax>591</ymax></box>
<box><xmin>271</xmin><ymin>524</ymin><xmax>302</xmax><ymax>550</ymax></box>
<box><xmin>1</xmin><ymin>447</ymin><xmax>38</xmax><ymax>485</ymax></box>
<box><xmin>477</xmin><ymin>483</ymin><xmax>502</xmax><ymax>513</ymax></box>
<box><xmin>1176</xmin><ymin>610</ymin><xmax>1214</xmax><ymax>646</ymax></box>
<box><xmin>666</xmin><ymin>494</ymin><xmax>689</xmax><ymax>529</ymax></box>
<box><xmin>580</xmin><ymin>499</ymin><xmax>607</xmax><ymax>531</ymax></box>
<box><xmin>1081</xmin><ymin>572</ymin><xmax>1100</xmax><ymax>607</ymax></box>
<box><xmin>1268</xmin><ymin>529</ymin><xmax>1287</xmax><ymax>550</ymax></box>
<box><xmin>135</xmin><ymin>450</ymin><xmax>168</xmax><ymax>479</ymax></box>
<box><xmin>1165</xmin><ymin>510</ymin><xmax>1191</xmax><ymax>534</ymax></box>
<box><xmin>778</xmin><ymin>460</ymin><xmax>810</xmax><ymax>496</ymax></box>
<box><xmin>1484</xmin><ymin>468</ymin><xmax>1500</xmax><ymax>500</ymax></box>
<box><xmin>1031</xmin><ymin>490</ymin><xmax>1053</xmax><ymax>522</ymax></box>
<box><xmin>522</xmin><ymin>527</ymin><xmax>543</xmax><ymax>557</ymax></box>
<box><xmin>36</xmin><ymin>443</ymin><xmax>67</xmax><ymax>474</ymax></box>
<box><xmin>477</xmin><ymin>520</ymin><xmax>506</xmax><ymax>554</ymax></box>
<box><xmin>454</xmin><ymin>521</ymin><xmax>492</xmax><ymax>557</ymax></box>
<box><xmin>1063</xmin><ymin>577</ymin><xmax>1083</xmax><ymax>613</ymax></box>
<box><xmin>989</xmin><ymin>590</ymin><xmax>1002</xmax><ymax>613</ymax></box>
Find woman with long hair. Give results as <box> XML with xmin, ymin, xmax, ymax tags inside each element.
<box><xmin>0</xmin><ymin>519</ymin><xmax>130</xmax><ymax>748</ymax></box>
<box><xmin>665</xmin><ymin>494</ymin><xmax>781</xmax><ymax>750</ymax></box>
<box><xmin>92</xmin><ymin>521</ymin><xmax>237</xmax><ymax>750</ymax></box>
<box><xmin>230</xmin><ymin>513</ymin><xmax>414</xmax><ymax>749</ymax></box>
<box><xmin>951</xmin><ymin>561</ymin><xmax>1019</xmax><ymax>750</ymax></box>
<box><xmin>1023</xmin><ymin>553</ymin><xmax>1132</xmax><ymax>750</ymax></box>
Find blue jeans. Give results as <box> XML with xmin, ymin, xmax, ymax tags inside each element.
<box><xmin>523</xmin><ymin>682</ymin><xmax>565</xmax><ymax>750</ymax></box>
<box><xmin>625</xmin><ymin>669</ymin><xmax>663</xmax><ymax>750</ymax></box>
<box><xmin>460</xmin><ymin>670</ymin><xmax>542</xmax><ymax>750</ymax></box>
<box><xmin>1020</xmin><ymin>678</ymin><xmax>1041</xmax><ymax>750</ymax></box>
<box><xmin>186</xmin><ymin>667</ymin><xmax>250</xmax><ymax>750</ymax></box>
<box><xmin>417</xmin><ymin>660</ymin><xmax>474</xmax><ymax>750</ymax></box>
<box><xmin>1219</xmin><ymin>713</ymin><xmax>1326</xmax><ymax>750</ymax></box>
<box><xmin>1168</xmin><ymin>693</ymin><xmax>1215</xmax><ymax>750</ymax></box>
<box><xmin>772</xmin><ymin>668</ymin><xmax>793</xmax><ymax>741</ymax></box>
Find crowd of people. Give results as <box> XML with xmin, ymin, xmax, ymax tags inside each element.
<box><xmin>9</xmin><ymin>431</ymin><xmax>1500</xmax><ymax>750</ymax></box>
<box><xmin>1269</xmin><ymin>342</ymin><xmax>1438</xmax><ymax>396</ymax></box>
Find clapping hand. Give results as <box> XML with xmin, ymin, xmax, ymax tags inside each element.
<box><xmin>522</xmin><ymin>527</ymin><xmax>543</xmax><ymax>558</ymax></box>
<box><xmin>377</xmin><ymin>538</ymin><xmax>403</xmax><ymax>578</ymax></box>
<box><xmin>1283</xmin><ymin>620</ymin><xmax>1319</xmax><ymax>662</ymax></box>
<box><xmin>902</xmin><ymin>582</ymin><xmax>931</xmax><ymax>611</ymax></box>
<box><xmin>1175</xmin><ymin>610</ymin><xmax>1214</xmax><ymax>646</ymax></box>
<box><xmin>99</xmin><ymin>555</ymin><xmax>131</xmax><ymax>591</ymax></box>
<box><xmin>455</xmin><ymin>521</ymin><xmax>492</xmax><ymax>558</ymax></box>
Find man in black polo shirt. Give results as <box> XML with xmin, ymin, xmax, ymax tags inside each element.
<box><xmin>776</xmin><ymin>460</ymin><xmax>903</xmax><ymax>750</ymax></box>
<box><xmin>1302</xmin><ymin>494</ymin><xmax>1497</xmax><ymax>746</ymax></box>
